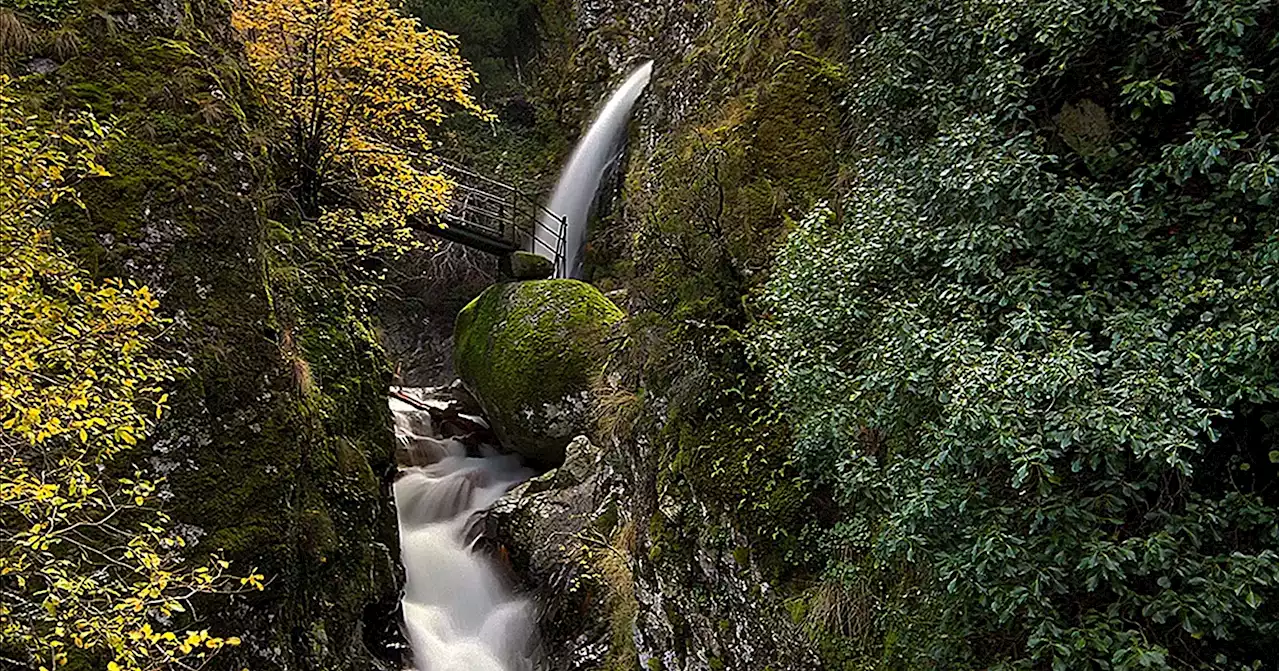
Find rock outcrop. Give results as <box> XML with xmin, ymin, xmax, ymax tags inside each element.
<box><xmin>505</xmin><ymin>250</ymin><xmax>555</xmax><ymax>280</ymax></box>
<box><xmin>12</xmin><ymin>2</ymin><xmax>403</xmax><ymax>667</ymax></box>
<box><xmin>454</xmin><ymin>280</ymin><xmax>623</xmax><ymax>467</ymax></box>
<box><xmin>486</xmin><ymin>435</ymin><xmax>636</xmax><ymax>671</ymax></box>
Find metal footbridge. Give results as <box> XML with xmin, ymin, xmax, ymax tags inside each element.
<box><xmin>412</xmin><ymin>159</ymin><xmax>568</xmax><ymax>276</ymax></box>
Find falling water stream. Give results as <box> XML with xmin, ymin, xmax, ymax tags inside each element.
<box><xmin>391</xmin><ymin>389</ymin><xmax>535</xmax><ymax>671</ymax></box>
<box><xmin>538</xmin><ymin>60</ymin><xmax>653</xmax><ymax>278</ymax></box>
<box><xmin>393</xmin><ymin>61</ymin><xmax>653</xmax><ymax>670</ymax></box>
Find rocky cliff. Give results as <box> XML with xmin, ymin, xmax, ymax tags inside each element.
<box><xmin>4</xmin><ymin>0</ymin><xmax>402</xmax><ymax>667</ymax></box>
<box><xmin>481</xmin><ymin>0</ymin><xmax>855</xmax><ymax>668</ymax></box>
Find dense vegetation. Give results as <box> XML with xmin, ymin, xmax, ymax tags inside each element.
<box><xmin>233</xmin><ymin>0</ymin><xmax>489</xmax><ymax>265</ymax></box>
<box><xmin>752</xmin><ymin>0</ymin><xmax>1277</xmax><ymax>668</ymax></box>
<box><xmin>1</xmin><ymin>0</ymin><xmax>1275</xmax><ymax>668</ymax></box>
<box><xmin>408</xmin><ymin>0</ymin><xmax>536</xmax><ymax>92</ymax></box>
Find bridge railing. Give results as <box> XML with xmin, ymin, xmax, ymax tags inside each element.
<box><xmin>435</xmin><ymin>159</ymin><xmax>568</xmax><ymax>277</ymax></box>
<box><xmin>516</xmin><ymin>197</ymin><xmax>569</xmax><ymax>278</ymax></box>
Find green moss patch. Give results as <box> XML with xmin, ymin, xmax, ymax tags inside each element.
<box><xmin>454</xmin><ymin>279</ymin><xmax>623</xmax><ymax>466</ymax></box>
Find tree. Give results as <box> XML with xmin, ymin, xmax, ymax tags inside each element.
<box><xmin>0</xmin><ymin>75</ymin><xmax>258</xmax><ymax>671</ymax></box>
<box><xmin>231</xmin><ymin>0</ymin><xmax>491</xmax><ymax>258</ymax></box>
<box><xmin>752</xmin><ymin>0</ymin><xmax>1277</xmax><ymax>668</ymax></box>
<box><xmin>407</xmin><ymin>0</ymin><xmax>538</xmax><ymax>90</ymax></box>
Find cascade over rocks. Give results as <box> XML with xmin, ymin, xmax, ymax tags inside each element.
<box><xmin>453</xmin><ymin>280</ymin><xmax>623</xmax><ymax>468</ymax></box>
<box><xmin>389</xmin><ymin>385</ymin><xmax>537</xmax><ymax>670</ymax></box>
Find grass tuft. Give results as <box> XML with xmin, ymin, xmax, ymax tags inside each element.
<box><xmin>49</xmin><ymin>28</ymin><xmax>79</xmax><ymax>61</ymax></box>
<box><xmin>0</xmin><ymin>10</ymin><xmax>34</xmax><ymax>57</ymax></box>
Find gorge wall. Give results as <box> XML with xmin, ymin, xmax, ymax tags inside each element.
<box><xmin>500</xmin><ymin>0</ymin><xmax>1278</xmax><ymax>669</ymax></box>
<box><xmin>5</xmin><ymin>0</ymin><xmax>402</xmax><ymax>667</ymax></box>
<box><xmin>479</xmin><ymin>0</ymin><xmax>854</xmax><ymax>668</ymax></box>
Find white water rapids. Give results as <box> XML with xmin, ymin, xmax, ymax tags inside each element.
<box><xmin>391</xmin><ymin>389</ymin><xmax>535</xmax><ymax>671</ymax></box>
<box><xmin>538</xmin><ymin>60</ymin><xmax>653</xmax><ymax>278</ymax></box>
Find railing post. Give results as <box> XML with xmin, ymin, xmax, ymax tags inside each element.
<box><xmin>558</xmin><ymin>214</ymin><xmax>568</xmax><ymax>278</ymax></box>
<box><xmin>511</xmin><ymin>185</ymin><xmax>519</xmax><ymax>247</ymax></box>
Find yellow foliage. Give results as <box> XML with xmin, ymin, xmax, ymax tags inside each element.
<box><xmin>0</xmin><ymin>75</ymin><xmax>255</xmax><ymax>670</ymax></box>
<box><xmin>232</xmin><ymin>0</ymin><xmax>491</xmax><ymax>257</ymax></box>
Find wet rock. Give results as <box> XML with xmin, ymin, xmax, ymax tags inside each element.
<box><xmin>454</xmin><ymin>280</ymin><xmax>623</xmax><ymax>467</ymax></box>
<box><xmin>390</xmin><ymin>385</ymin><xmax>496</xmax><ymax>447</ymax></box>
<box><xmin>505</xmin><ymin>250</ymin><xmax>554</xmax><ymax>280</ymax></box>
<box><xmin>394</xmin><ymin>435</ymin><xmax>466</xmax><ymax>467</ymax></box>
<box><xmin>25</xmin><ymin>58</ymin><xmax>58</xmax><ymax>75</ymax></box>
<box><xmin>485</xmin><ymin>435</ymin><xmax>633</xmax><ymax>671</ymax></box>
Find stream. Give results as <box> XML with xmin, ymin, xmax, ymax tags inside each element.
<box><xmin>390</xmin><ymin>387</ymin><xmax>536</xmax><ymax>671</ymax></box>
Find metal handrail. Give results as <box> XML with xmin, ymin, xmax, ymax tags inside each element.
<box><xmin>430</xmin><ymin>159</ymin><xmax>570</xmax><ymax>277</ymax></box>
<box><xmin>435</xmin><ymin>157</ymin><xmax>518</xmax><ymax>195</ymax></box>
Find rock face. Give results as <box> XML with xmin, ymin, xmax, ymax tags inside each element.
<box><xmin>499</xmin><ymin>0</ymin><xmax>846</xmax><ymax>668</ymax></box>
<box><xmin>486</xmin><ymin>435</ymin><xmax>635</xmax><ymax>671</ymax></box>
<box><xmin>454</xmin><ymin>280</ymin><xmax>623</xmax><ymax>467</ymax></box>
<box><xmin>382</xmin><ymin>244</ymin><xmax>498</xmax><ymax>388</ymax></box>
<box><xmin>16</xmin><ymin>2</ymin><xmax>402</xmax><ymax>668</ymax></box>
<box><xmin>489</xmin><ymin>430</ymin><xmax>820</xmax><ymax>671</ymax></box>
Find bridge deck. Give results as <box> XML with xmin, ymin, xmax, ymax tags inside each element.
<box><xmin>410</xmin><ymin>160</ymin><xmax>566</xmax><ymax>274</ymax></box>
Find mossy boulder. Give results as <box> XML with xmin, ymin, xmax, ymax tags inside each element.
<box><xmin>504</xmin><ymin>250</ymin><xmax>554</xmax><ymax>280</ymax></box>
<box><xmin>454</xmin><ymin>280</ymin><xmax>623</xmax><ymax>466</ymax></box>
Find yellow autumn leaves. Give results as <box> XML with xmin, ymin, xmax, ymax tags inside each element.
<box><xmin>232</xmin><ymin>0</ymin><xmax>491</xmax><ymax>258</ymax></box>
<box><xmin>0</xmin><ymin>75</ymin><xmax>257</xmax><ymax>670</ymax></box>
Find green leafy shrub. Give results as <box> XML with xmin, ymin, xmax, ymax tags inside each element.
<box><xmin>0</xmin><ymin>0</ymin><xmax>77</xmax><ymax>23</ymax></box>
<box><xmin>408</xmin><ymin>0</ymin><xmax>537</xmax><ymax>92</ymax></box>
<box><xmin>752</xmin><ymin>0</ymin><xmax>1277</xmax><ymax>668</ymax></box>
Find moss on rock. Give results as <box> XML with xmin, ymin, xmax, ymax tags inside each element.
<box><xmin>454</xmin><ymin>279</ymin><xmax>623</xmax><ymax>466</ymax></box>
<box><xmin>504</xmin><ymin>250</ymin><xmax>554</xmax><ymax>279</ymax></box>
<box><xmin>11</xmin><ymin>2</ymin><xmax>402</xmax><ymax>668</ymax></box>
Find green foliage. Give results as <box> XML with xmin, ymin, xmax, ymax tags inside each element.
<box><xmin>408</xmin><ymin>0</ymin><xmax>537</xmax><ymax>92</ymax></box>
<box><xmin>15</xmin><ymin>5</ymin><xmax>401</xmax><ymax>665</ymax></box>
<box><xmin>752</xmin><ymin>0</ymin><xmax>1277</xmax><ymax>668</ymax></box>
<box><xmin>0</xmin><ymin>73</ymin><xmax>256</xmax><ymax>671</ymax></box>
<box><xmin>0</xmin><ymin>0</ymin><xmax>78</xmax><ymax>23</ymax></box>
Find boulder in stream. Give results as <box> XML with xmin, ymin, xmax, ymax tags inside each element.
<box><xmin>504</xmin><ymin>250</ymin><xmax>555</xmax><ymax>280</ymax></box>
<box><xmin>486</xmin><ymin>435</ymin><xmax>634</xmax><ymax>671</ymax></box>
<box><xmin>453</xmin><ymin>280</ymin><xmax>623</xmax><ymax>467</ymax></box>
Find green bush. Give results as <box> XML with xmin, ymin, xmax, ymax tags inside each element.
<box><xmin>408</xmin><ymin>0</ymin><xmax>537</xmax><ymax>92</ymax></box>
<box><xmin>0</xmin><ymin>0</ymin><xmax>77</xmax><ymax>22</ymax></box>
<box><xmin>752</xmin><ymin>0</ymin><xmax>1277</xmax><ymax>668</ymax></box>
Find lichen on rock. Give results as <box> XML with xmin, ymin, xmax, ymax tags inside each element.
<box><xmin>454</xmin><ymin>279</ymin><xmax>623</xmax><ymax>467</ymax></box>
<box><xmin>7</xmin><ymin>2</ymin><xmax>405</xmax><ymax>667</ymax></box>
<box><xmin>485</xmin><ymin>435</ymin><xmax>639</xmax><ymax>671</ymax></box>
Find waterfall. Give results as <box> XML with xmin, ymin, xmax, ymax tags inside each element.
<box><xmin>391</xmin><ymin>389</ymin><xmax>535</xmax><ymax>671</ymax></box>
<box><xmin>537</xmin><ymin>60</ymin><xmax>653</xmax><ymax>278</ymax></box>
